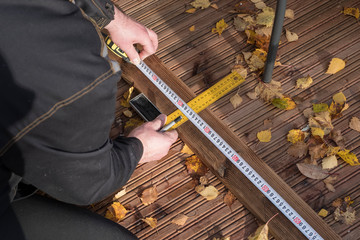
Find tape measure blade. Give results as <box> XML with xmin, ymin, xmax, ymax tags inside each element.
<box><xmin>166</xmin><ymin>72</ymin><xmax>245</xmax><ymax>129</ymax></box>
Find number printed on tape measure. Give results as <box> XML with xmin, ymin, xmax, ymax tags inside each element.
<box><xmin>136</xmin><ymin>61</ymin><xmax>323</xmax><ymax>240</ymax></box>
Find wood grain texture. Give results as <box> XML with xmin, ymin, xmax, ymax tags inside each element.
<box><xmin>120</xmin><ymin>55</ymin><xmax>341</xmax><ymax>240</ymax></box>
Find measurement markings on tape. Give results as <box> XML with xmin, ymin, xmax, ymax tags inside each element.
<box><xmin>165</xmin><ymin>71</ymin><xmax>245</xmax><ymax>129</ymax></box>
<box><xmin>103</xmin><ymin>36</ymin><xmax>323</xmax><ymax>239</ymax></box>
<box><xmin>136</xmin><ymin>60</ymin><xmax>323</xmax><ymax>240</ymax></box>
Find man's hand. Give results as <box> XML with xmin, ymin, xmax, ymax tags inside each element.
<box><xmin>105</xmin><ymin>7</ymin><xmax>158</xmax><ymax>65</ymax></box>
<box><xmin>128</xmin><ymin>114</ymin><xmax>178</xmax><ymax>163</ymax></box>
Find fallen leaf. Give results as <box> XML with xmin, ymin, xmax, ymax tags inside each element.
<box><xmin>309</xmin><ymin>111</ymin><xmax>333</xmax><ymax>135</ymax></box>
<box><xmin>140</xmin><ymin>186</ymin><xmax>158</xmax><ymax>206</ymax></box>
<box><xmin>105</xmin><ymin>202</ymin><xmax>128</xmax><ymax>222</ymax></box>
<box><xmin>318</xmin><ymin>209</ymin><xmax>328</xmax><ymax>217</ymax></box>
<box><xmin>247</xmin><ymin>91</ymin><xmax>258</xmax><ymax>100</ymax></box>
<box><xmin>248</xmin><ymin>213</ymin><xmax>278</xmax><ymax>240</ymax></box>
<box><xmin>296</xmin><ymin>76</ymin><xmax>313</xmax><ymax>89</ymax></box>
<box><xmin>251</xmin><ymin>0</ymin><xmax>266</xmax><ymax>9</ymax></box>
<box><xmin>199</xmin><ymin>176</ymin><xmax>209</xmax><ymax>185</ymax></box>
<box><xmin>190</xmin><ymin>0</ymin><xmax>211</xmax><ymax>9</ymax></box>
<box><xmin>185</xmin><ymin>155</ymin><xmax>208</xmax><ymax>176</ymax></box>
<box><xmin>255</xmin><ymin>80</ymin><xmax>283</xmax><ymax>102</ymax></box>
<box><xmin>296</xmin><ymin>163</ymin><xmax>329</xmax><ymax>179</ymax></box>
<box><xmin>124</xmin><ymin>118</ymin><xmax>144</xmax><ymax>130</ymax></box>
<box><xmin>234</xmin><ymin>17</ymin><xmax>248</xmax><ymax>31</ymax></box>
<box><xmin>255</xmin><ymin>27</ymin><xmax>272</xmax><ymax>37</ymax></box>
<box><xmin>212</xmin><ymin>19</ymin><xmax>228</xmax><ymax>36</ymax></box>
<box><xmin>123</xmin><ymin>109</ymin><xmax>133</xmax><ymax>118</ymax></box>
<box><xmin>326</xmin><ymin>146</ymin><xmax>340</xmax><ymax>156</ymax></box>
<box><xmin>337</xmin><ymin>149</ymin><xmax>360</xmax><ymax>166</ymax></box>
<box><xmin>329</xmin><ymin>130</ymin><xmax>345</xmax><ymax>148</ymax></box>
<box><xmin>231</xmin><ymin>65</ymin><xmax>248</xmax><ymax>78</ymax></box>
<box><xmin>321</xmin><ymin>155</ymin><xmax>338</xmax><ymax>169</ymax></box>
<box><xmin>189</xmin><ymin>25</ymin><xmax>195</xmax><ymax>31</ymax></box>
<box><xmin>197</xmin><ymin>185</ymin><xmax>219</xmax><ymax>200</ymax></box>
<box><xmin>181</xmin><ymin>144</ymin><xmax>194</xmax><ymax>155</ymax></box>
<box><xmin>323</xmin><ymin>176</ymin><xmax>337</xmax><ymax>192</ymax></box>
<box><xmin>121</xmin><ymin>86</ymin><xmax>134</xmax><ymax>108</ymax></box>
<box><xmin>257</xmin><ymin>129</ymin><xmax>272</xmax><ymax>142</ymax></box>
<box><xmin>303</xmin><ymin>107</ymin><xmax>314</xmax><ymax>118</ymax></box>
<box><xmin>142</xmin><ymin>217</ymin><xmax>158</xmax><ymax>228</ymax></box>
<box><xmin>272</xmin><ymin>97</ymin><xmax>296</xmax><ymax>110</ymax></box>
<box><xmin>171</xmin><ymin>214</ymin><xmax>189</xmax><ymax>226</ymax></box>
<box><xmin>210</xmin><ymin>3</ymin><xmax>218</xmax><ymax>9</ymax></box>
<box><xmin>349</xmin><ymin>117</ymin><xmax>360</xmax><ymax>132</ymax></box>
<box><xmin>256</xmin><ymin>7</ymin><xmax>275</xmax><ymax>27</ymax></box>
<box><xmin>332</xmin><ymin>198</ymin><xmax>343</xmax><ymax>208</ymax></box>
<box><xmin>334</xmin><ymin>206</ymin><xmax>356</xmax><ymax>225</ymax></box>
<box><xmin>343</xmin><ymin>7</ymin><xmax>359</xmax><ymax>19</ymax></box>
<box><xmin>230</xmin><ymin>93</ymin><xmax>243</xmax><ymax>109</ymax></box>
<box><xmin>114</xmin><ymin>188</ymin><xmax>127</xmax><ymax>199</ymax></box>
<box><xmin>311</xmin><ymin>127</ymin><xmax>324</xmax><ymax>139</ymax></box>
<box><xmin>309</xmin><ymin>143</ymin><xmax>327</xmax><ymax>161</ymax></box>
<box><xmin>333</xmin><ymin>92</ymin><xmax>346</xmax><ymax>105</ymax></box>
<box><xmin>285</xmin><ymin>9</ymin><xmax>295</xmax><ymax>19</ymax></box>
<box><xmin>185</xmin><ymin>8</ymin><xmax>197</xmax><ymax>13</ymax></box>
<box><xmin>326</xmin><ymin>58</ymin><xmax>345</xmax><ymax>74</ymax></box>
<box><xmin>313</xmin><ymin>103</ymin><xmax>328</xmax><ymax>113</ymax></box>
<box><xmin>287</xmin><ymin>141</ymin><xmax>308</xmax><ymax>158</ymax></box>
<box><xmin>285</xmin><ymin>29</ymin><xmax>298</xmax><ymax>42</ymax></box>
<box><xmin>287</xmin><ymin>129</ymin><xmax>305</xmax><ymax>144</ymax></box>
<box><xmin>224</xmin><ymin>190</ymin><xmax>237</xmax><ymax>209</ymax></box>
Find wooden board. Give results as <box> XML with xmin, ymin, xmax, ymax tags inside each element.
<box><xmin>120</xmin><ymin>55</ymin><xmax>341</xmax><ymax>240</ymax></box>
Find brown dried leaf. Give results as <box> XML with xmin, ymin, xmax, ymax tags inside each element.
<box><xmin>190</xmin><ymin>0</ymin><xmax>211</xmax><ymax>9</ymax></box>
<box><xmin>171</xmin><ymin>214</ymin><xmax>189</xmax><ymax>226</ymax></box>
<box><xmin>285</xmin><ymin>9</ymin><xmax>295</xmax><ymax>19</ymax></box>
<box><xmin>123</xmin><ymin>109</ymin><xmax>133</xmax><ymax>118</ymax></box>
<box><xmin>309</xmin><ymin>144</ymin><xmax>327</xmax><ymax>161</ymax></box>
<box><xmin>185</xmin><ymin>8</ymin><xmax>197</xmax><ymax>13</ymax></box>
<box><xmin>224</xmin><ymin>191</ymin><xmax>237</xmax><ymax>209</ymax></box>
<box><xmin>230</xmin><ymin>93</ymin><xmax>243</xmax><ymax>109</ymax></box>
<box><xmin>296</xmin><ymin>163</ymin><xmax>329</xmax><ymax>179</ymax></box>
<box><xmin>334</xmin><ymin>206</ymin><xmax>356</xmax><ymax>225</ymax></box>
<box><xmin>285</xmin><ymin>29</ymin><xmax>299</xmax><ymax>42</ymax></box>
<box><xmin>255</xmin><ymin>80</ymin><xmax>284</xmax><ymax>102</ymax></box>
<box><xmin>349</xmin><ymin>117</ymin><xmax>360</xmax><ymax>132</ymax></box>
<box><xmin>287</xmin><ymin>141</ymin><xmax>308</xmax><ymax>158</ymax></box>
<box><xmin>140</xmin><ymin>186</ymin><xmax>158</xmax><ymax>206</ymax></box>
<box><xmin>105</xmin><ymin>202</ymin><xmax>128</xmax><ymax>222</ymax></box>
<box><xmin>197</xmin><ymin>185</ymin><xmax>219</xmax><ymax>200</ymax></box>
<box><xmin>323</xmin><ymin>176</ymin><xmax>337</xmax><ymax>192</ymax></box>
<box><xmin>321</xmin><ymin>155</ymin><xmax>338</xmax><ymax>169</ymax></box>
<box><xmin>329</xmin><ymin>130</ymin><xmax>345</xmax><ymax>149</ymax></box>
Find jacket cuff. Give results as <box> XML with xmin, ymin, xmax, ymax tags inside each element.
<box><xmin>75</xmin><ymin>0</ymin><xmax>115</xmax><ymax>29</ymax></box>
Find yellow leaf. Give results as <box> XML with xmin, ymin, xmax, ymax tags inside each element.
<box><xmin>123</xmin><ymin>109</ymin><xmax>133</xmax><ymax>118</ymax></box>
<box><xmin>248</xmin><ymin>213</ymin><xmax>278</xmax><ymax>240</ymax></box>
<box><xmin>256</xmin><ymin>7</ymin><xmax>275</xmax><ymax>27</ymax></box>
<box><xmin>185</xmin><ymin>155</ymin><xmax>208</xmax><ymax>176</ymax></box>
<box><xmin>272</xmin><ymin>97</ymin><xmax>296</xmax><ymax>110</ymax></box>
<box><xmin>124</xmin><ymin>118</ymin><xmax>144</xmax><ymax>129</ymax></box>
<box><xmin>189</xmin><ymin>25</ymin><xmax>195</xmax><ymax>32</ymax></box>
<box><xmin>318</xmin><ymin>209</ymin><xmax>329</xmax><ymax>217</ymax></box>
<box><xmin>105</xmin><ymin>202</ymin><xmax>128</xmax><ymax>222</ymax></box>
<box><xmin>311</xmin><ymin>127</ymin><xmax>324</xmax><ymax>138</ymax></box>
<box><xmin>212</xmin><ymin>19</ymin><xmax>228</xmax><ymax>36</ymax></box>
<box><xmin>349</xmin><ymin>117</ymin><xmax>360</xmax><ymax>132</ymax></box>
<box><xmin>114</xmin><ymin>188</ymin><xmax>127</xmax><ymax>199</ymax></box>
<box><xmin>257</xmin><ymin>129</ymin><xmax>272</xmax><ymax>142</ymax></box>
<box><xmin>337</xmin><ymin>149</ymin><xmax>360</xmax><ymax>166</ymax></box>
<box><xmin>251</xmin><ymin>0</ymin><xmax>267</xmax><ymax>10</ymax></box>
<box><xmin>343</xmin><ymin>7</ymin><xmax>360</xmax><ymax>19</ymax></box>
<box><xmin>171</xmin><ymin>214</ymin><xmax>189</xmax><ymax>226</ymax></box>
<box><xmin>185</xmin><ymin>8</ymin><xmax>197</xmax><ymax>13</ymax></box>
<box><xmin>285</xmin><ymin>29</ymin><xmax>299</xmax><ymax>42</ymax></box>
<box><xmin>287</xmin><ymin>129</ymin><xmax>305</xmax><ymax>144</ymax></box>
<box><xmin>326</xmin><ymin>58</ymin><xmax>345</xmax><ymax>74</ymax></box>
<box><xmin>321</xmin><ymin>155</ymin><xmax>338</xmax><ymax>169</ymax></box>
<box><xmin>333</xmin><ymin>92</ymin><xmax>346</xmax><ymax>105</ymax></box>
<box><xmin>190</xmin><ymin>0</ymin><xmax>211</xmax><ymax>9</ymax></box>
<box><xmin>140</xmin><ymin>186</ymin><xmax>158</xmax><ymax>206</ymax></box>
<box><xmin>296</xmin><ymin>76</ymin><xmax>313</xmax><ymax>89</ymax></box>
<box><xmin>230</xmin><ymin>93</ymin><xmax>243</xmax><ymax>109</ymax></box>
<box><xmin>142</xmin><ymin>217</ymin><xmax>158</xmax><ymax>228</ymax></box>
<box><xmin>181</xmin><ymin>144</ymin><xmax>194</xmax><ymax>155</ymax></box>
<box><xmin>312</xmin><ymin>103</ymin><xmax>328</xmax><ymax>113</ymax></box>
<box><xmin>197</xmin><ymin>185</ymin><xmax>219</xmax><ymax>200</ymax></box>
<box><xmin>326</xmin><ymin>146</ymin><xmax>340</xmax><ymax>156</ymax></box>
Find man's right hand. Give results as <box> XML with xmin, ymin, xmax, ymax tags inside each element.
<box><xmin>128</xmin><ymin>114</ymin><xmax>178</xmax><ymax>163</ymax></box>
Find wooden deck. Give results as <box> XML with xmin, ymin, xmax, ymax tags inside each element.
<box><xmin>91</xmin><ymin>0</ymin><xmax>360</xmax><ymax>239</ymax></box>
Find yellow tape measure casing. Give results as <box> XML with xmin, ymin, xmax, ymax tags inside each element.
<box><xmin>165</xmin><ymin>71</ymin><xmax>245</xmax><ymax>129</ymax></box>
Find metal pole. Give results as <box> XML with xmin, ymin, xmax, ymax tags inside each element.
<box><xmin>262</xmin><ymin>0</ymin><xmax>287</xmax><ymax>83</ymax></box>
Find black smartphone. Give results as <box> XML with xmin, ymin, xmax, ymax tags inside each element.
<box><xmin>129</xmin><ymin>93</ymin><xmax>162</xmax><ymax>121</ymax></box>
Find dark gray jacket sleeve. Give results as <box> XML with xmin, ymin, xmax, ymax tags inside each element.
<box><xmin>75</xmin><ymin>0</ymin><xmax>115</xmax><ymax>28</ymax></box>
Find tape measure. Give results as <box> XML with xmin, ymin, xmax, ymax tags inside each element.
<box><xmin>104</xmin><ymin>36</ymin><xmax>323</xmax><ymax>240</ymax></box>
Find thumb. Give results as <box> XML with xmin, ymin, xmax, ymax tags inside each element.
<box><xmin>149</xmin><ymin>114</ymin><xmax>167</xmax><ymax>130</ymax></box>
<box><xmin>122</xmin><ymin>44</ymin><xmax>141</xmax><ymax>65</ymax></box>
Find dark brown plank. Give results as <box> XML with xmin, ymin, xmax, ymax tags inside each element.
<box><xmin>120</xmin><ymin>55</ymin><xmax>341</xmax><ymax>240</ymax></box>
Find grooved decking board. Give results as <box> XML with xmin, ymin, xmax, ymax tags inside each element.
<box><xmin>90</xmin><ymin>0</ymin><xmax>360</xmax><ymax>239</ymax></box>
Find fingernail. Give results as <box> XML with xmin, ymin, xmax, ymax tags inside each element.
<box><xmin>133</xmin><ymin>58</ymin><xmax>140</xmax><ymax>65</ymax></box>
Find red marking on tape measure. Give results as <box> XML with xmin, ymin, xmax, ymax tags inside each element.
<box><xmin>204</xmin><ymin>127</ymin><xmax>210</xmax><ymax>133</ymax></box>
<box><xmin>262</xmin><ymin>185</ymin><xmax>269</xmax><ymax>192</ymax></box>
<box><xmin>178</xmin><ymin>100</ymin><xmax>183</xmax><ymax>106</ymax></box>
<box><xmin>294</xmin><ymin>217</ymin><xmax>301</xmax><ymax>224</ymax></box>
<box><xmin>232</xmin><ymin>155</ymin><xmax>239</xmax><ymax>161</ymax></box>
<box><xmin>152</xmin><ymin>75</ymin><xmax>157</xmax><ymax>81</ymax></box>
